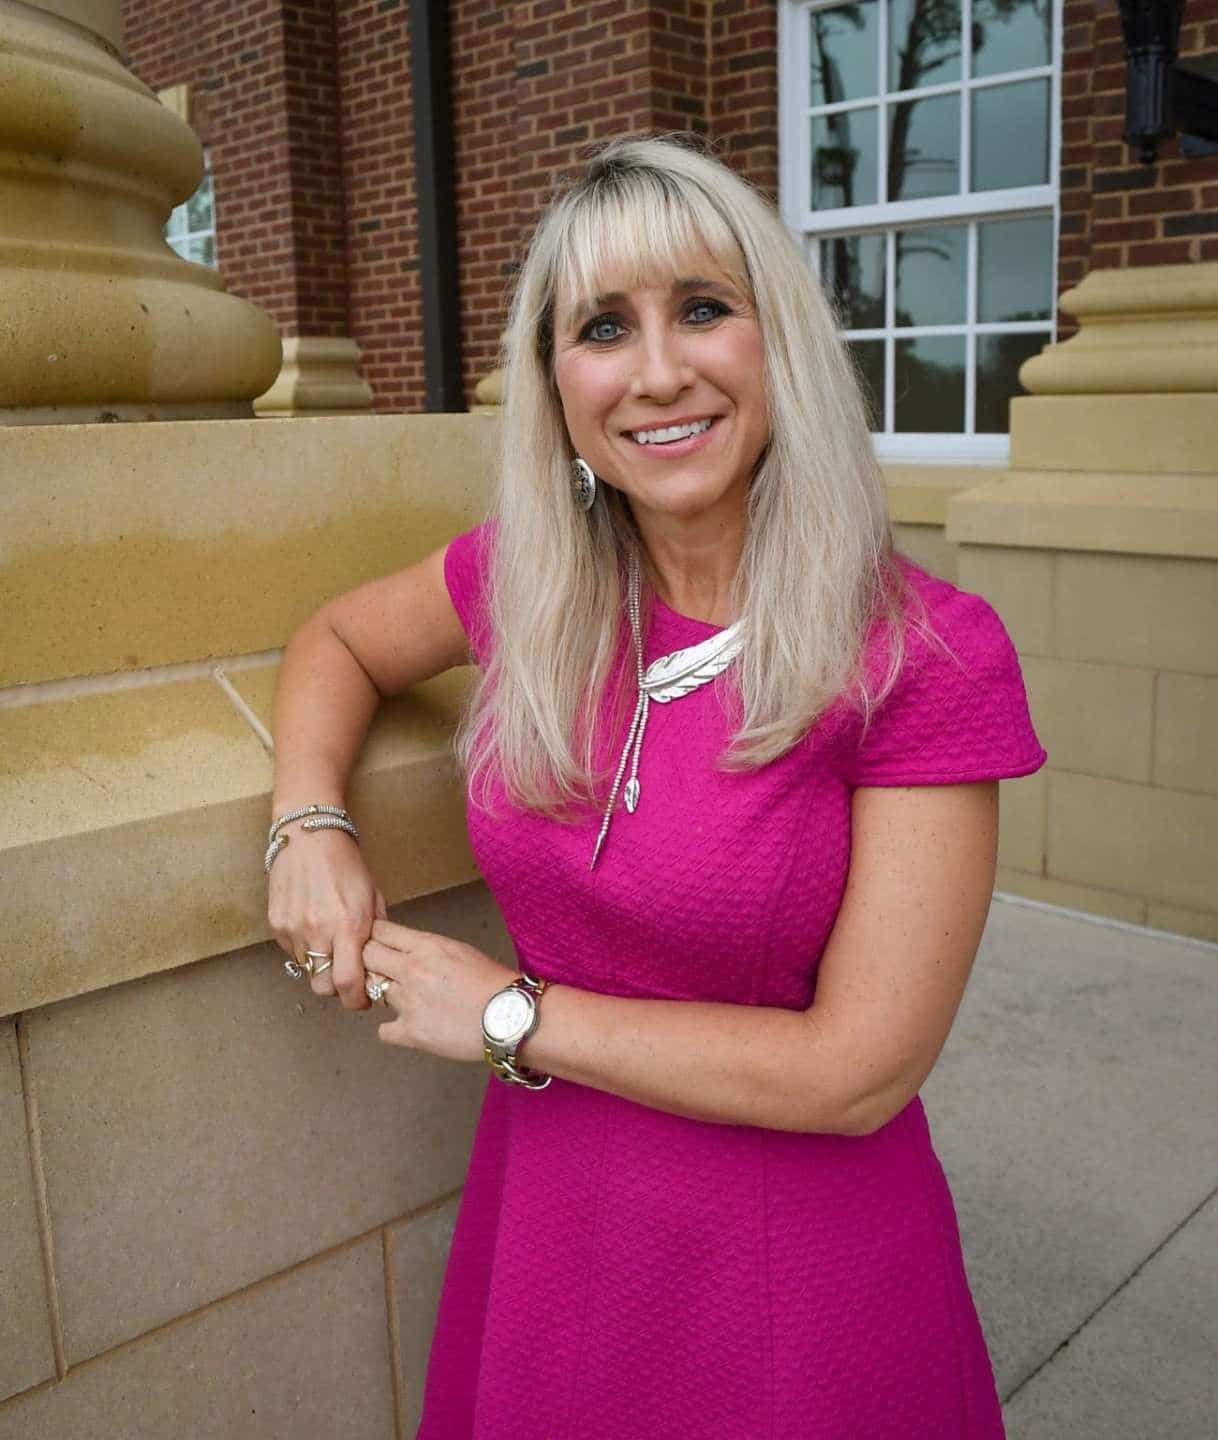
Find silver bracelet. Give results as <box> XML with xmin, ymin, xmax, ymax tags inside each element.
<box><xmin>264</xmin><ymin>810</ymin><xmax>360</xmax><ymax>875</ymax></box>
<box><xmin>268</xmin><ymin>803</ymin><xmax>353</xmax><ymax>845</ymax></box>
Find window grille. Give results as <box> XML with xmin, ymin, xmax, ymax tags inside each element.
<box><xmin>779</xmin><ymin>0</ymin><xmax>1060</xmax><ymax>458</ymax></box>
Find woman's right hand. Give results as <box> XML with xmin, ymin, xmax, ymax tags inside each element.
<box><xmin>267</xmin><ymin>826</ymin><xmax>388</xmax><ymax>1009</ymax></box>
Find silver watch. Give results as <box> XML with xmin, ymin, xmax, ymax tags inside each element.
<box><xmin>481</xmin><ymin>972</ymin><xmax>552</xmax><ymax>1090</ymax></box>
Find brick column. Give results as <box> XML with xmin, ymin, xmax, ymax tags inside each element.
<box><xmin>457</xmin><ymin>0</ymin><xmax>780</xmax><ymax>407</ymax></box>
<box><xmin>125</xmin><ymin>0</ymin><xmax>370</xmax><ymax>413</ymax></box>
<box><xmin>710</xmin><ymin>0</ymin><xmax>778</xmax><ymax>199</ymax></box>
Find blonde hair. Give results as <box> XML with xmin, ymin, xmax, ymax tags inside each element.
<box><xmin>455</xmin><ymin>134</ymin><xmax>915</xmax><ymax>819</ymax></box>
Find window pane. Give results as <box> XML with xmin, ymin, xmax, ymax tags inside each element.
<box><xmin>821</xmin><ymin>233</ymin><xmax>886</xmax><ymax>328</ymax></box>
<box><xmin>186</xmin><ymin>181</ymin><xmax>213</xmax><ymax>232</ymax></box>
<box><xmin>894</xmin><ymin>225</ymin><xmax>965</xmax><ymax>326</ymax></box>
<box><xmin>847</xmin><ymin>339</ymin><xmax>885</xmax><ymax>427</ymax></box>
<box><xmin>889</xmin><ymin>0</ymin><xmax>962</xmax><ymax>92</ymax></box>
<box><xmin>812</xmin><ymin>108</ymin><xmax>879</xmax><ymax>209</ymax></box>
<box><xmin>972</xmin><ymin>79</ymin><xmax>1049</xmax><ymax>191</ymax></box>
<box><xmin>888</xmin><ymin>93</ymin><xmax>959</xmax><ymax>201</ymax></box>
<box><xmin>978</xmin><ymin>216</ymin><xmax>1053</xmax><ymax>322</ymax></box>
<box><xmin>198</xmin><ymin>234</ymin><xmax>216</xmax><ymax>267</ymax></box>
<box><xmin>164</xmin><ymin>205</ymin><xmax>186</xmax><ymax>239</ymax></box>
<box><xmin>972</xmin><ymin>0</ymin><xmax>1051</xmax><ymax>78</ymax></box>
<box><xmin>976</xmin><ymin>332</ymin><xmax>1046</xmax><ymax>431</ymax></box>
<box><xmin>894</xmin><ymin>336</ymin><xmax>965</xmax><ymax>430</ymax></box>
<box><xmin>811</xmin><ymin>1</ymin><xmax>880</xmax><ymax>106</ymax></box>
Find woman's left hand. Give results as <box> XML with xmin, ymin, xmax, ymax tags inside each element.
<box><xmin>361</xmin><ymin>918</ymin><xmax>516</xmax><ymax>1062</ymax></box>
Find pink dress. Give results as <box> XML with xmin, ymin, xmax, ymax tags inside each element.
<box><xmin>418</xmin><ymin>521</ymin><xmax>1046</xmax><ymax>1439</ymax></box>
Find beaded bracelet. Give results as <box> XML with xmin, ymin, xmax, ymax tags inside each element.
<box><xmin>264</xmin><ymin>805</ymin><xmax>361</xmax><ymax>875</ymax></box>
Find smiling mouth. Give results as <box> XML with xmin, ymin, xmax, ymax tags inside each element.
<box><xmin>628</xmin><ymin>417</ymin><xmax>717</xmax><ymax>446</ymax></box>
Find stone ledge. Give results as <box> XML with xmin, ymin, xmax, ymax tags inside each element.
<box><xmin>1010</xmin><ymin>394</ymin><xmax>1218</xmax><ymax>473</ymax></box>
<box><xmin>881</xmin><ymin>463</ymin><xmax>1001</xmax><ymax>527</ymax></box>
<box><xmin>0</xmin><ymin>667</ymin><xmax>479</xmax><ymax>1018</ymax></box>
<box><xmin>947</xmin><ymin>470</ymin><xmax>1218</xmax><ymax>559</ymax></box>
<box><xmin>0</xmin><ymin>412</ymin><xmax>497</xmax><ymax>687</ymax></box>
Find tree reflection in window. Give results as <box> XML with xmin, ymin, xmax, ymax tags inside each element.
<box><xmin>799</xmin><ymin>0</ymin><xmax>1057</xmax><ymax>442</ymax></box>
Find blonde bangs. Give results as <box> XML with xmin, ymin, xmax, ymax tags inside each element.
<box><xmin>549</xmin><ymin>168</ymin><xmax>752</xmax><ymax>327</ymax></box>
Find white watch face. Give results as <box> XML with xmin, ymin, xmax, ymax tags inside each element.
<box><xmin>484</xmin><ymin>988</ymin><xmax>532</xmax><ymax>1043</ymax></box>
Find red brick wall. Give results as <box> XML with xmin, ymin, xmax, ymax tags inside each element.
<box><xmin>710</xmin><ymin>0</ymin><xmax>778</xmax><ymax>200</ymax></box>
<box><xmin>334</xmin><ymin>0</ymin><xmax>423</xmax><ymax>408</ymax></box>
<box><xmin>125</xmin><ymin>0</ymin><xmax>783</xmax><ymax>411</ymax></box>
<box><xmin>281</xmin><ymin>1</ymin><xmax>349</xmax><ymax>335</ymax></box>
<box><xmin>452</xmin><ymin>0</ymin><xmax>779</xmax><ymax>405</ymax></box>
<box><xmin>451</xmin><ymin>0</ymin><xmax>521</xmax><ymax>401</ymax></box>
<box><xmin>122</xmin><ymin>0</ymin><xmax>194</xmax><ymax>89</ymax></box>
<box><xmin>125</xmin><ymin>0</ymin><xmax>347</xmax><ymax>339</ymax></box>
<box><xmin>191</xmin><ymin>1</ymin><xmax>298</xmax><ymax>328</ymax></box>
<box><xmin>1059</xmin><ymin>0</ymin><xmax>1218</xmax><ymax>333</ymax></box>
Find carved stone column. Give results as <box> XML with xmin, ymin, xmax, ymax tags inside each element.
<box><xmin>0</xmin><ymin>0</ymin><xmax>281</xmax><ymax>423</ymax></box>
<box><xmin>254</xmin><ymin>338</ymin><xmax>374</xmax><ymax>419</ymax></box>
<box><xmin>946</xmin><ymin>261</ymin><xmax>1218</xmax><ymax>940</ymax></box>
<box><xmin>1020</xmin><ymin>263</ymin><xmax>1218</xmax><ymax>401</ymax></box>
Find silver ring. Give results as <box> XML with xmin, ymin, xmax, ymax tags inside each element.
<box><xmin>365</xmin><ymin>971</ymin><xmax>393</xmax><ymax>1004</ymax></box>
<box><xmin>284</xmin><ymin>958</ymin><xmax>305</xmax><ymax>979</ymax></box>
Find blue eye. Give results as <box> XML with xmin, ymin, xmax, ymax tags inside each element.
<box><xmin>686</xmin><ymin>298</ymin><xmax>728</xmax><ymax>324</ymax></box>
<box><xmin>582</xmin><ymin>315</ymin><xmax>623</xmax><ymax>343</ymax></box>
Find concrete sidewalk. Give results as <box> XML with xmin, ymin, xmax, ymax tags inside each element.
<box><xmin>923</xmin><ymin>896</ymin><xmax>1218</xmax><ymax>1440</ymax></box>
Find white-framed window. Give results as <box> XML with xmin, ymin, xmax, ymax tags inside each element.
<box><xmin>164</xmin><ymin>149</ymin><xmax>217</xmax><ymax>268</ymax></box>
<box><xmin>778</xmin><ymin>0</ymin><xmax>1060</xmax><ymax>461</ymax></box>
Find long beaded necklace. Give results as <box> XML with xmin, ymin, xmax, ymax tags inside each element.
<box><xmin>589</xmin><ymin>546</ymin><xmax>745</xmax><ymax>869</ymax></box>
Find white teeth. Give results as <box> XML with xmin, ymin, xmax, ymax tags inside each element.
<box><xmin>632</xmin><ymin>417</ymin><xmax>713</xmax><ymax>445</ymax></box>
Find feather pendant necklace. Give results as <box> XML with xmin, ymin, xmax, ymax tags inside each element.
<box><xmin>589</xmin><ymin>545</ymin><xmax>744</xmax><ymax>869</ymax></box>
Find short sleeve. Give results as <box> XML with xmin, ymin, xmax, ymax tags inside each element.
<box><xmin>847</xmin><ymin>567</ymin><xmax>1047</xmax><ymax>787</ymax></box>
<box><xmin>442</xmin><ymin>518</ymin><xmax>496</xmax><ymax>665</ymax></box>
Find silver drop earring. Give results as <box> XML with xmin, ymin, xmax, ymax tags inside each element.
<box><xmin>571</xmin><ymin>457</ymin><xmax>597</xmax><ymax>511</ymax></box>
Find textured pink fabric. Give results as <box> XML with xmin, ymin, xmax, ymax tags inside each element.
<box><xmin>418</xmin><ymin>521</ymin><xmax>1046</xmax><ymax>1439</ymax></box>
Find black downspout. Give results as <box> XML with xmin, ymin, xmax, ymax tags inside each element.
<box><xmin>408</xmin><ymin>0</ymin><xmax>464</xmax><ymax>411</ymax></box>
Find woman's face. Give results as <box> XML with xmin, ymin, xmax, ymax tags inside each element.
<box><xmin>552</xmin><ymin>253</ymin><xmax>769</xmax><ymax>531</ymax></box>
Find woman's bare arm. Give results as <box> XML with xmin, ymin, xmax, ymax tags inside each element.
<box><xmin>270</xmin><ymin>541</ymin><xmax>470</xmax><ymax>811</ymax></box>
<box><xmin>518</xmin><ymin>781</ymin><xmax>1000</xmax><ymax>1135</ymax></box>
<box><xmin>268</xmin><ymin>540</ymin><xmax>472</xmax><ymax>1006</ymax></box>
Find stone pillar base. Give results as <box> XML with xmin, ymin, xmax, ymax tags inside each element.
<box><xmin>1</xmin><ymin>400</ymin><xmax>254</xmax><ymax>425</ymax></box>
<box><xmin>0</xmin><ymin>0</ymin><xmax>281</xmax><ymax>420</ymax></box>
<box><xmin>1020</xmin><ymin>263</ymin><xmax>1218</xmax><ymax>397</ymax></box>
<box><xmin>940</xmin><ymin>257</ymin><xmax>1218</xmax><ymax>941</ymax></box>
<box><xmin>471</xmin><ymin>365</ymin><xmax>504</xmax><ymax>411</ymax></box>
<box><xmin>253</xmin><ymin>337</ymin><xmax>374</xmax><ymax>417</ymax></box>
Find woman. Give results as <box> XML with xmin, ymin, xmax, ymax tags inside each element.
<box><xmin>268</xmin><ymin>136</ymin><xmax>1046</xmax><ymax>1437</ymax></box>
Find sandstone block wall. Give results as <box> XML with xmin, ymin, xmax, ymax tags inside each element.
<box><xmin>0</xmin><ymin>414</ymin><xmax>504</xmax><ymax>1433</ymax></box>
<box><xmin>0</xmin><ymin>882</ymin><xmax>509</xmax><ymax>1436</ymax></box>
<box><xmin>892</xmin><ymin>504</ymin><xmax>1218</xmax><ymax>944</ymax></box>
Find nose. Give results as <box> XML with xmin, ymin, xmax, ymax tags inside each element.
<box><xmin>630</xmin><ymin>321</ymin><xmax>694</xmax><ymax>403</ymax></box>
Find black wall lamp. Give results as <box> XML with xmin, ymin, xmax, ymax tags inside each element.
<box><xmin>1119</xmin><ymin>0</ymin><xmax>1218</xmax><ymax>162</ymax></box>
